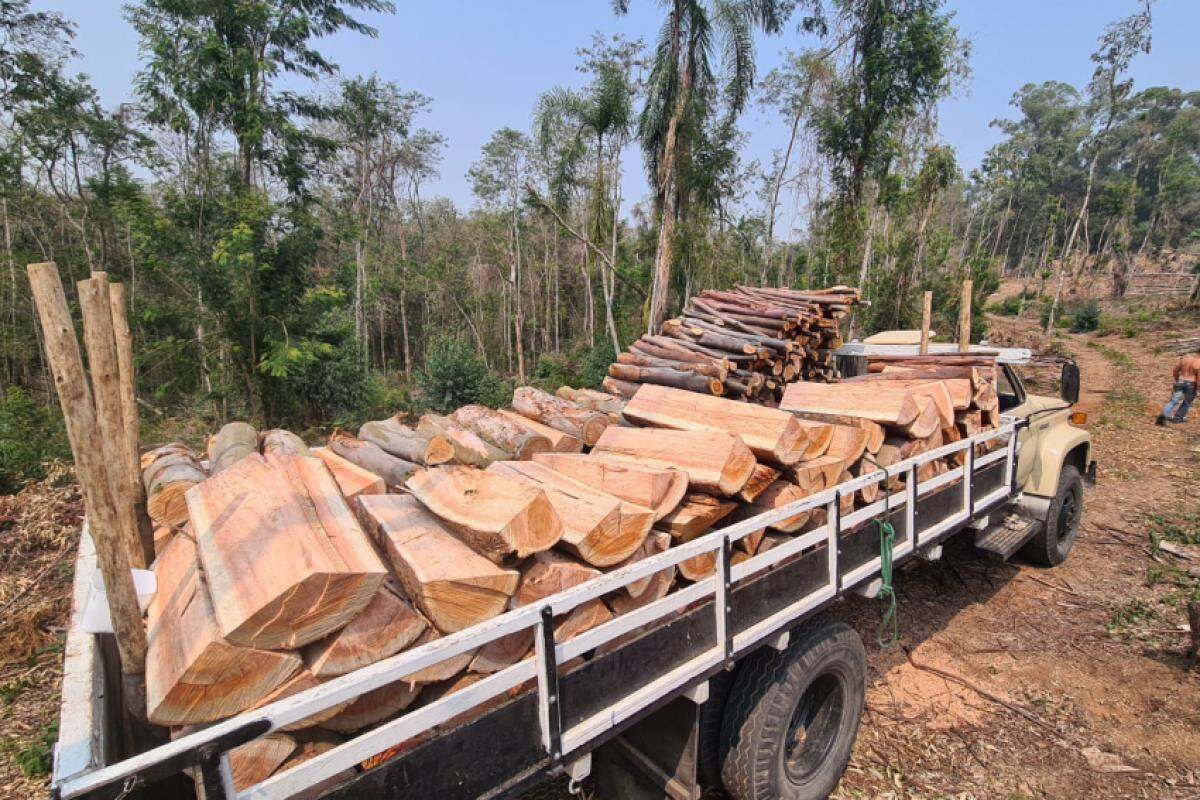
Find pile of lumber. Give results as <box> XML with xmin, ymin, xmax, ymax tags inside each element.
<box><xmin>603</xmin><ymin>285</ymin><xmax>865</xmax><ymax>404</ymax></box>
<box><xmin>781</xmin><ymin>352</ymin><xmax>1001</xmax><ymax>484</ymax></box>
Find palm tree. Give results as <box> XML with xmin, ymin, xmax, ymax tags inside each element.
<box><xmin>615</xmin><ymin>0</ymin><xmax>787</xmax><ymax>333</ymax></box>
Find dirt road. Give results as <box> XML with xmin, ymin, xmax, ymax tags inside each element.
<box><xmin>829</xmin><ymin>321</ymin><xmax>1200</xmax><ymax>799</ymax></box>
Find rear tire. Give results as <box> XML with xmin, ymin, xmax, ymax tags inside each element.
<box><xmin>1022</xmin><ymin>464</ymin><xmax>1082</xmax><ymax>567</ymax></box>
<box><xmin>718</xmin><ymin>620</ymin><xmax>866</xmax><ymax>800</ymax></box>
<box><xmin>697</xmin><ymin>666</ymin><xmax>737</xmax><ymax>788</ymax></box>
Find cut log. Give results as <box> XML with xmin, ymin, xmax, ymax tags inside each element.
<box><xmin>471</xmin><ymin>551</ymin><xmax>601</xmax><ymax>673</ymax></box>
<box><xmin>746</xmin><ymin>480</ymin><xmax>811</xmax><ymax>533</ymax></box>
<box><xmin>592</xmin><ymin>427</ymin><xmax>756</xmax><ymax>497</ymax></box>
<box><xmin>607</xmin><ymin>363</ymin><xmax>724</xmax><ymax>395</ymax></box>
<box><xmin>607</xmin><ymin>557</ymin><xmax>675</xmax><ymax>614</ymax></box>
<box><xmin>417</xmin><ymin>413</ymin><xmax>506</xmax><ymax>467</ymax></box>
<box><xmin>602</xmin><ymin>376</ymin><xmax>641</xmax><ymax>398</ymax></box>
<box><xmin>146</xmin><ymin>536</ymin><xmax>302</xmax><ymax>725</ymax></box>
<box><xmin>531</xmin><ymin>452</ymin><xmax>688</xmax><ymax>522</ymax></box>
<box><xmin>186</xmin><ymin>453</ymin><xmax>387</xmax><ymax>650</ymax></box>
<box><xmin>142</xmin><ymin>444</ymin><xmax>206</xmax><ymax>528</ymax></box>
<box><xmin>792</xmin><ymin>419</ymin><xmax>834</xmax><ymax>459</ymax></box>
<box><xmin>275</xmin><ymin>734</ymin><xmax>355</xmax><ymax>800</ymax></box>
<box><xmin>856</xmin><ymin>458</ymin><xmax>881</xmax><ymax>503</ymax></box>
<box><xmin>738</xmin><ymin>463</ymin><xmax>781</xmax><ymax>504</ymax></box>
<box><xmin>359</xmin><ymin>417</ymin><xmax>454</xmax><ymax>466</ymax></box>
<box><xmin>780</xmin><ymin>383</ymin><xmax>920</xmax><ymax>428</ymax></box>
<box><xmin>321</xmin><ymin>680</ymin><xmax>423</xmax><ymax>734</ymax></box>
<box><xmin>824</xmin><ymin>424</ymin><xmax>869</xmax><ymax>465</ymax></box>
<box><xmin>610</xmin><ymin>529</ymin><xmax>671</xmax><ymax>599</ymax></box>
<box><xmin>620</xmin><ymin>384</ymin><xmax>808</xmax><ymax>465</ymax></box>
<box><xmin>309</xmin><ymin>446</ymin><xmax>386</xmax><ymax>500</ymax></box>
<box><xmin>208</xmin><ymin>421</ymin><xmax>258</xmax><ymax>475</ymax></box>
<box><xmin>327</xmin><ymin>431</ymin><xmax>418</xmax><ymax>490</ymax></box>
<box><xmin>657</xmin><ymin>494</ymin><xmax>737</xmax><ymax>540</ymax></box>
<box><xmin>401</xmin><ymin>626</ymin><xmax>477</xmax><ymax>683</ymax></box>
<box><xmin>498</xmin><ymin>409</ymin><xmax>583</xmax><ymax>453</ymax></box>
<box><xmin>230</xmin><ymin>734</ymin><xmax>297</xmax><ymax>792</ymax></box>
<box><xmin>303</xmin><ymin>584</ymin><xmax>428</xmax><ymax>678</ymax></box>
<box><xmin>786</xmin><ymin>454</ymin><xmax>843</xmax><ymax>494</ymax></box>
<box><xmin>511</xmin><ymin>387</ymin><xmax>611</xmax><ymax>445</ymax></box>
<box><xmin>249</xmin><ymin>668</ymin><xmax>352</xmax><ymax>731</ymax></box>
<box><xmin>406</xmin><ymin>466</ymin><xmax>562</xmax><ymax>563</ymax></box>
<box><xmin>450</xmin><ymin>405</ymin><xmax>552</xmax><ymax>460</ymax></box>
<box><xmin>901</xmin><ymin>395</ymin><xmax>942</xmax><ymax>439</ymax></box>
<box><xmin>357</xmin><ymin>493</ymin><xmax>519</xmax><ymax>633</ymax></box>
<box><xmin>260</xmin><ymin>429</ymin><xmax>308</xmax><ymax>457</ymax></box>
<box><xmin>486</xmin><ymin>460</ymin><xmax>648</xmax><ymax>567</ymax></box>
<box><xmin>956</xmin><ymin>409</ymin><xmax>983</xmax><ymax>437</ymax></box>
<box><xmin>555</xmin><ymin>386</ymin><xmax>627</xmax><ymax>416</ymax></box>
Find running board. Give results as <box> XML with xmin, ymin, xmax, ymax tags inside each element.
<box><xmin>974</xmin><ymin>514</ymin><xmax>1040</xmax><ymax>560</ymax></box>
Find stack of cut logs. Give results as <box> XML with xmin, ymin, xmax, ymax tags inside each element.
<box><xmin>603</xmin><ymin>285</ymin><xmax>865</xmax><ymax>404</ymax></box>
<box><xmin>139</xmin><ymin>366</ymin><xmax>996</xmax><ymax>790</ymax></box>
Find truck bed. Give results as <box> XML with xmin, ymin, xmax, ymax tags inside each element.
<box><xmin>52</xmin><ymin>422</ymin><xmax>1020</xmax><ymax>800</ymax></box>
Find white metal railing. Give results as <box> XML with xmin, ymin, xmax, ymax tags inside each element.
<box><xmin>55</xmin><ymin>421</ymin><xmax>1019</xmax><ymax>800</ymax></box>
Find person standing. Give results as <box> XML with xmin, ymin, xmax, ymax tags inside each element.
<box><xmin>1158</xmin><ymin>349</ymin><xmax>1200</xmax><ymax>425</ymax></box>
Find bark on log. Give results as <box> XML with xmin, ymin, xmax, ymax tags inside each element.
<box><xmin>303</xmin><ymin>584</ymin><xmax>428</xmax><ymax>678</ymax></box>
<box><xmin>592</xmin><ymin>427</ymin><xmax>756</xmax><ymax>497</ymax></box>
<box><xmin>208</xmin><ymin>421</ymin><xmax>258</xmax><ymax>476</ymax></box>
<box><xmin>621</xmin><ymin>384</ymin><xmax>808</xmax><ymax>465</ymax></box>
<box><xmin>498</xmin><ymin>409</ymin><xmax>583</xmax><ymax>453</ymax></box>
<box><xmin>327</xmin><ymin>432</ymin><xmax>418</xmax><ymax>490</ymax></box>
<box><xmin>511</xmin><ymin>386</ymin><xmax>611</xmax><ymax>445</ymax></box>
<box><xmin>617</xmin><ymin>351</ymin><xmax>728</xmax><ymax>379</ymax></box>
<box><xmin>186</xmin><ymin>453</ymin><xmax>387</xmax><ymax>649</ymax></box>
<box><xmin>357</xmin><ymin>493</ymin><xmax>519</xmax><ymax>633</ymax></box>
<box><xmin>531</xmin><ymin>453</ymin><xmax>688</xmax><ymax>522</ymax></box>
<box><xmin>405</xmin><ymin>466</ymin><xmax>563</xmax><ymax>563</ymax></box>
<box><xmin>146</xmin><ymin>536</ymin><xmax>302</xmax><ymax>725</ymax></box>
<box><xmin>260</xmin><ymin>429</ymin><xmax>308</xmax><ymax>456</ymax></box>
<box><xmin>602</xmin><ymin>376</ymin><xmax>642</xmax><ymax>398</ymax></box>
<box><xmin>416</xmin><ymin>414</ymin><xmax>506</xmax><ymax>467</ymax></box>
<box><xmin>450</xmin><ymin>404</ymin><xmax>552</xmax><ymax>460</ymax></box>
<box><xmin>359</xmin><ymin>417</ymin><xmax>454</xmax><ymax>466</ymax></box>
<box><xmin>607</xmin><ymin>363</ymin><xmax>724</xmax><ymax>395</ymax></box>
<box><xmin>309</xmin><ymin>447</ymin><xmax>386</xmax><ymax>500</ymax></box>
<box><xmin>555</xmin><ymin>386</ymin><xmax>627</xmax><ymax>416</ymax></box>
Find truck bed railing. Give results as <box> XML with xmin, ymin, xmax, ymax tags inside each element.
<box><xmin>54</xmin><ymin>421</ymin><xmax>1019</xmax><ymax>800</ymax></box>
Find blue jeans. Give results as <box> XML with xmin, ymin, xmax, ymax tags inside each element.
<box><xmin>1163</xmin><ymin>380</ymin><xmax>1196</xmax><ymax>422</ymax></box>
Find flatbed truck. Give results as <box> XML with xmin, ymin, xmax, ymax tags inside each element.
<box><xmin>51</xmin><ymin>344</ymin><xmax>1095</xmax><ymax>800</ymax></box>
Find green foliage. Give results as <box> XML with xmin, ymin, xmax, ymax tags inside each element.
<box><xmin>1146</xmin><ymin>510</ymin><xmax>1200</xmax><ymax>546</ymax></box>
<box><xmin>12</xmin><ymin>722</ymin><xmax>57</xmax><ymax>778</ymax></box>
<box><xmin>417</xmin><ymin>337</ymin><xmax>507</xmax><ymax>413</ymax></box>
<box><xmin>579</xmin><ymin>342</ymin><xmax>618</xmax><ymax>390</ymax></box>
<box><xmin>1107</xmin><ymin>599</ymin><xmax>1157</xmax><ymax>632</ymax></box>
<box><xmin>1069</xmin><ymin>300</ymin><xmax>1101</xmax><ymax>332</ymax></box>
<box><xmin>0</xmin><ymin>389</ymin><xmax>69</xmax><ymax>493</ymax></box>
<box><xmin>988</xmin><ymin>296</ymin><xmax>1023</xmax><ymax>316</ymax></box>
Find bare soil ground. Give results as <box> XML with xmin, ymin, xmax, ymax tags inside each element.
<box><xmin>1</xmin><ymin>302</ymin><xmax>1197</xmax><ymax>800</ymax></box>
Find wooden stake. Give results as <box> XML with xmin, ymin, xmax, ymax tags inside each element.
<box><xmin>28</xmin><ymin>262</ymin><xmax>147</xmax><ymax>710</ymax></box>
<box><xmin>958</xmin><ymin>280</ymin><xmax>973</xmax><ymax>353</ymax></box>
<box><xmin>107</xmin><ymin>281</ymin><xmax>154</xmax><ymax>555</ymax></box>
<box><xmin>919</xmin><ymin>291</ymin><xmax>932</xmax><ymax>355</ymax></box>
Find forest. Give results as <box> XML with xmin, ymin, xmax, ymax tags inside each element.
<box><xmin>0</xmin><ymin>0</ymin><xmax>1194</xmax><ymax>491</ymax></box>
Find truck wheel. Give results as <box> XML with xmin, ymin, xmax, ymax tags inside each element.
<box><xmin>1022</xmin><ymin>464</ymin><xmax>1082</xmax><ymax>567</ymax></box>
<box><xmin>697</xmin><ymin>666</ymin><xmax>737</xmax><ymax>788</ymax></box>
<box><xmin>718</xmin><ymin>621</ymin><xmax>866</xmax><ymax>800</ymax></box>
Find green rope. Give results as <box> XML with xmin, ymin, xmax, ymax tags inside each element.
<box><xmin>875</xmin><ymin>518</ymin><xmax>899</xmax><ymax>649</ymax></box>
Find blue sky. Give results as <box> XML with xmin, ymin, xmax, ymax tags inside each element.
<box><xmin>40</xmin><ymin>1</ymin><xmax>1200</xmax><ymax>234</ymax></box>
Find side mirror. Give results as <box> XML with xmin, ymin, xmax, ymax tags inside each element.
<box><xmin>1061</xmin><ymin>361</ymin><xmax>1080</xmax><ymax>405</ymax></box>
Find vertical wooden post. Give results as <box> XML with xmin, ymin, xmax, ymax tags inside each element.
<box><xmin>28</xmin><ymin>263</ymin><xmax>147</xmax><ymax>712</ymax></box>
<box><xmin>958</xmin><ymin>279</ymin><xmax>973</xmax><ymax>353</ymax></box>
<box><xmin>79</xmin><ymin>274</ymin><xmax>152</xmax><ymax>569</ymax></box>
<box><xmin>108</xmin><ymin>281</ymin><xmax>154</xmax><ymax>555</ymax></box>
<box><xmin>919</xmin><ymin>291</ymin><xmax>932</xmax><ymax>355</ymax></box>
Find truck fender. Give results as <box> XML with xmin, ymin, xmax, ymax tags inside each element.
<box><xmin>1023</xmin><ymin>424</ymin><xmax>1092</xmax><ymax>499</ymax></box>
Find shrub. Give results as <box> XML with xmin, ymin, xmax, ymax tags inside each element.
<box><xmin>0</xmin><ymin>388</ymin><xmax>69</xmax><ymax>494</ymax></box>
<box><xmin>417</xmin><ymin>337</ymin><xmax>507</xmax><ymax>413</ymax></box>
<box><xmin>987</xmin><ymin>296</ymin><xmax>1023</xmax><ymax>316</ymax></box>
<box><xmin>1070</xmin><ymin>300</ymin><xmax>1101</xmax><ymax>333</ymax></box>
<box><xmin>579</xmin><ymin>341</ymin><xmax>617</xmax><ymax>390</ymax></box>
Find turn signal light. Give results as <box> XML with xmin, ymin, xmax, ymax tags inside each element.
<box><xmin>1069</xmin><ymin>411</ymin><xmax>1087</xmax><ymax>426</ymax></box>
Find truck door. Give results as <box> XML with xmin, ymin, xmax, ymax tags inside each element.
<box><xmin>997</xmin><ymin>364</ymin><xmax>1040</xmax><ymax>487</ymax></box>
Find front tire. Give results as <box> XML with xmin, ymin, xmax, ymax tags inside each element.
<box><xmin>1023</xmin><ymin>464</ymin><xmax>1082</xmax><ymax>566</ymax></box>
<box><xmin>718</xmin><ymin>620</ymin><xmax>866</xmax><ymax>800</ymax></box>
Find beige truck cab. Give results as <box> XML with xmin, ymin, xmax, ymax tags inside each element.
<box><xmin>841</xmin><ymin>337</ymin><xmax>1095</xmax><ymax>566</ymax></box>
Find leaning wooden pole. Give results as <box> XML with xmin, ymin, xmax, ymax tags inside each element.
<box><xmin>108</xmin><ymin>281</ymin><xmax>154</xmax><ymax>555</ymax></box>
<box><xmin>79</xmin><ymin>274</ymin><xmax>153</xmax><ymax>569</ymax></box>
<box><xmin>958</xmin><ymin>279</ymin><xmax>973</xmax><ymax>353</ymax></box>
<box><xmin>28</xmin><ymin>263</ymin><xmax>148</xmax><ymax>714</ymax></box>
<box><xmin>919</xmin><ymin>291</ymin><xmax>932</xmax><ymax>355</ymax></box>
